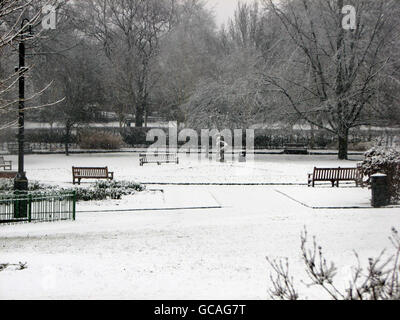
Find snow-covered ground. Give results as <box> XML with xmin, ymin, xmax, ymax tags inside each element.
<box><xmin>3</xmin><ymin>152</ymin><xmax>364</xmax><ymax>185</ymax></box>
<box><xmin>1</xmin><ymin>153</ymin><xmax>399</xmax><ymax>299</ymax></box>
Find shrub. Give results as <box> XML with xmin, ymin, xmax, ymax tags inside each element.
<box><xmin>0</xmin><ymin>180</ymin><xmax>145</xmax><ymax>202</ymax></box>
<box><xmin>348</xmin><ymin>141</ymin><xmax>374</xmax><ymax>151</ymax></box>
<box><xmin>266</xmin><ymin>227</ymin><xmax>400</xmax><ymax>300</ymax></box>
<box><xmin>360</xmin><ymin>147</ymin><xmax>400</xmax><ymax>202</ymax></box>
<box><xmin>63</xmin><ymin>180</ymin><xmax>145</xmax><ymax>201</ymax></box>
<box><xmin>25</xmin><ymin>128</ymin><xmax>77</xmax><ymax>144</ymax></box>
<box><xmin>0</xmin><ymin>179</ymin><xmax>48</xmax><ymax>192</ymax></box>
<box><xmin>254</xmin><ymin>135</ymin><xmax>271</xmax><ymax>148</ymax></box>
<box><xmin>314</xmin><ymin>132</ymin><xmax>333</xmax><ymax>148</ymax></box>
<box><xmin>78</xmin><ymin>130</ymin><xmax>123</xmax><ymax>150</ymax></box>
<box><xmin>0</xmin><ymin>179</ymin><xmax>13</xmax><ymax>192</ymax></box>
<box><xmin>120</xmin><ymin>127</ymin><xmax>155</xmax><ymax>147</ymax></box>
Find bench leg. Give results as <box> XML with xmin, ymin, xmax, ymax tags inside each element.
<box><xmin>331</xmin><ymin>180</ymin><xmax>335</xmax><ymax>187</ymax></box>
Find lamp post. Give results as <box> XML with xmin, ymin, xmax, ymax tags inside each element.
<box><xmin>14</xmin><ymin>18</ymin><xmax>32</xmax><ymax>193</ymax></box>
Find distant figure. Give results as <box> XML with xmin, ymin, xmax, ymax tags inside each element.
<box><xmin>215</xmin><ymin>134</ymin><xmax>228</xmax><ymax>162</ymax></box>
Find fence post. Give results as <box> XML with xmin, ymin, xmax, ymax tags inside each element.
<box><xmin>72</xmin><ymin>191</ymin><xmax>76</xmax><ymax>221</ymax></box>
<box><xmin>15</xmin><ymin>196</ymin><xmax>19</xmax><ymax>218</ymax></box>
<box><xmin>28</xmin><ymin>194</ymin><xmax>32</xmax><ymax>222</ymax></box>
<box><xmin>13</xmin><ymin>191</ymin><xmax>28</xmax><ymax>219</ymax></box>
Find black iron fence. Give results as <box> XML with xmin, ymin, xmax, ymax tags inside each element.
<box><xmin>0</xmin><ymin>191</ymin><xmax>76</xmax><ymax>224</ymax></box>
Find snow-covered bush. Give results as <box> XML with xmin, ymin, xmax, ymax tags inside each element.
<box><xmin>71</xmin><ymin>180</ymin><xmax>145</xmax><ymax>201</ymax></box>
<box><xmin>0</xmin><ymin>179</ymin><xmax>48</xmax><ymax>193</ymax></box>
<box><xmin>0</xmin><ymin>179</ymin><xmax>13</xmax><ymax>192</ymax></box>
<box><xmin>0</xmin><ymin>179</ymin><xmax>145</xmax><ymax>202</ymax></box>
<box><xmin>360</xmin><ymin>147</ymin><xmax>400</xmax><ymax>201</ymax></box>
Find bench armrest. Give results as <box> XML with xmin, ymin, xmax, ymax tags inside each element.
<box><xmin>108</xmin><ymin>172</ymin><xmax>114</xmax><ymax>180</ymax></box>
<box><xmin>307</xmin><ymin>173</ymin><xmax>313</xmax><ymax>186</ymax></box>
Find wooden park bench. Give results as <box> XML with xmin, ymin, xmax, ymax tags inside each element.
<box><xmin>308</xmin><ymin>167</ymin><xmax>363</xmax><ymax>187</ymax></box>
<box><xmin>284</xmin><ymin>143</ymin><xmax>308</xmax><ymax>155</ymax></box>
<box><xmin>72</xmin><ymin>166</ymin><xmax>114</xmax><ymax>185</ymax></box>
<box><xmin>139</xmin><ymin>153</ymin><xmax>179</xmax><ymax>166</ymax></box>
<box><xmin>0</xmin><ymin>156</ymin><xmax>12</xmax><ymax>171</ymax></box>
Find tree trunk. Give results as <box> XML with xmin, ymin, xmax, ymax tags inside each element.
<box><xmin>65</xmin><ymin>125</ymin><xmax>71</xmax><ymax>156</ymax></box>
<box><xmin>310</xmin><ymin>123</ymin><xmax>315</xmax><ymax>149</ymax></box>
<box><xmin>336</xmin><ymin>0</ymin><xmax>346</xmax><ymax>161</ymax></box>
<box><xmin>338</xmin><ymin>128</ymin><xmax>349</xmax><ymax>160</ymax></box>
<box><xmin>135</xmin><ymin>105</ymin><xmax>144</xmax><ymax>127</ymax></box>
<box><xmin>49</xmin><ymin>123</ymin><xmax>54</xmax><ymax>152</ymax></box>
<box><xmin>135</xmin><ymin>72</ymin><xmax>147</xmax><ymax>128</ymax></box>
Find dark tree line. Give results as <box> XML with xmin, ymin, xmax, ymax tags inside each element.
<box><xmin>1</xmin><ymin>0</ymin><xmax>400</xmax><ymax>159</ymax></box>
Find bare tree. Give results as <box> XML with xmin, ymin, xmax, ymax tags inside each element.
<box><xmin>227</xmin><ymin>1</ymin><xmax>265</xmax><ymax>50</ymax></box>
<box><xmin>153</xmin><ymin>0</ymin><xmax>220</xmax><ymax>126</ymax></box>
<box><xmin>265</xmin><ymin>0</ymin><xmax>400</xmax><ymax>159</ymax></box>
<box><xmin>182</xmin><ymin>1</ymin><xmax>278</xmax><ymax>129</ymax></box>
<box><xmin>183</xmin><ymin>48</ymin><xmax>267</xmax><ymax>129</ymax></box>
<box><xmin>74</xmin><ymin>0</ymin><xmax>176</xmax><ymax>128</ymax></box>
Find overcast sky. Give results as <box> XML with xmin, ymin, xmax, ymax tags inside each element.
<box><xmin>205</xmin><ymin>0</ymin><xmax>254</xmax><ymax>27</ymax></box>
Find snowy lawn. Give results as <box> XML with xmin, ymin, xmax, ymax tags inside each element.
<box><xmin>3</xmin><ymin>152</ymin><xmax>364</xmax><ymax>185</ymax></box>
<box><xmin>1</xmin><ymin>153</ymin><xmax>399</xmax><ymax>299</ymax></box>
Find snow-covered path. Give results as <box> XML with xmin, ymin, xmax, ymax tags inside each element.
<box><xmin>1</xmin><ymin>185</ymin><xmax>399</xmax><ymax>299</ymax></box>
